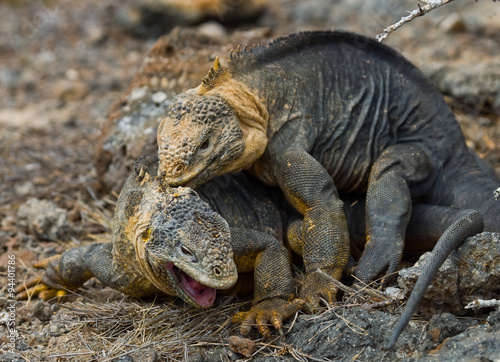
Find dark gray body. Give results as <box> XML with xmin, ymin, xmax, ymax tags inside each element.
<box><xmin>196</xmin><ymin>172</ymin><xmax>289</xmax><ymax>241</ymax></box>
<box><xmin>242</xmin><ymin>33</ymin><xmax>498</xmax><ymax>227</ymax></box>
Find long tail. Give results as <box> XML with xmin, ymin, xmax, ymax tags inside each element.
<box><xmin>383</xmin><ymin>209</ymin><xmax>483</xmax><ymax>350</ymax></box>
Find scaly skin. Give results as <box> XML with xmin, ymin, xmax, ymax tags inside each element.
<box><xmin>19</xmin><ymin>156</ymin><xmax>238</xmax><ymax>307</ymax></box>
<box><xmin>16</xmin><ymin>155</ymin><xmax>484</xmax><ymax>345</ymax></box>
<box><xmin>16</xmin><ymin>155</ymin><xmax>303</xmax><ymax>338</ymax></box>
<box><xmin>157</xmin><ymin>30</ymin><xmax>499</xmax><ymax>311</ymax></box>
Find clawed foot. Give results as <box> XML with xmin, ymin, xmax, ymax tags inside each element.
<box><xmin>299</xmin><ymin>270</ymin><xmax>339</xmax><ymax>313</ymax></box>
<box><xmin>355</xmin><ymin>236</ymin><xmax>403</xmax><ymax>286</ymax></box>
<box><xmin>232</xmin><ymin>298</ymin><xmax>305</xmax><ymax>338</ymax></box>
<box><xmin>15</xmin><ymin>255</ymin><xmax>72</xmax><ymax>301</ymax></box>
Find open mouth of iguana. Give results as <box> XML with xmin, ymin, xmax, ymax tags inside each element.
<box><xmin>166</xmin><ymin>262</ymin><xmax>216</xmax><ymax>308</ymax></box>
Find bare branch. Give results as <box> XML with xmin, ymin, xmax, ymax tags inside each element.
<box><xmin>376</xmin><ymin>0</ymin><xmax>458</xmax><ymax>42</ymax></box>
<box><xmin>465</xmin><ymin>298</ymin><xmax>500</xmax><ymax>311</ymax></box>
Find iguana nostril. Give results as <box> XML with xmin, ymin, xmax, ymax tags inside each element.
<box><xmin>174</xmin><ymin>163</ymin><xmax>185</xmax><ymax>175</ymax></box>
<box><xmin>213</xmin><ymin>266</ymin><xmax>222</xmax><ymax>276</ymax></box>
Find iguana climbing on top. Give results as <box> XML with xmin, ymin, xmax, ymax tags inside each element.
<box><xmin>17</xmin><ymin>154</ymin><xmax>483</xmax><ymax>347</ymax></box>
<box><xmin>156</xmin><ymin>30</ymin><xmax>500</xmax><ymax>311</ymax></box>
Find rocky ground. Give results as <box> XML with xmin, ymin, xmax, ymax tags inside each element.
<box><xmin>1</xmin><ymin>0</ymin><xmax>500</xmax><ymax>361</ymax></box>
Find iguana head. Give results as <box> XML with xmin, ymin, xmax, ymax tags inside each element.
<box><xmin>157</xmin><ymin>91</ymin><xmax>245</xmax><ymax>188</ymax></box>
<box><xmin>157</xmin><ymin>58</ymin><xmax>269</xmax><ymax>188</ymax></box>
<box><xmin>116</xmin><ymin>155</ymin><xmax>237</xmax><ymax>308</ymax></box>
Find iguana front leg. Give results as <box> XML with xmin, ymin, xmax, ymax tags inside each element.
<box><xmin>270</xmin><ymin>149</ymin><xmax>350</xmax><ymax>310</ymax></box>
<box><xmin>16</xmin><ymin>243</ymin><xmax>158</xmax><ymax>300</ymax></box>
<box><xmin>229</xmin><ymin>228</ymin><xmax>304</xmax><ymax>338</ymax></box>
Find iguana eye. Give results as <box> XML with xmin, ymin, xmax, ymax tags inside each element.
<box><xmin>181</xmin><ymin>246</ymin><xmax>193</xmax><ymax>256</ymax></box>
<box><xmin>200</xmin><ymin>138</ymin><xmax>210</xmax><ymax>151</ymax></box>
<box><xmin>141</xmin><ymin>227</ymin><xmax>152</xmax><ymax>243</ymax></box>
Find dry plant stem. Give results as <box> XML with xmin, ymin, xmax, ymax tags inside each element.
<box><xmin>361</xmin><ymin>299</ymin><xmax>397</xmax><ymax>310</ymax></box>
<box><xmin>465</xmin><ymin>298</ymin><xmax>500</xmax><ymax>311</ymax></box>
<box><xmin>351</xmin><ymin>283</ymin><xmax>388</xmax><ymax>301</ymax></box>
<box><xmin>314</xmin><ymin>268</ymin><xmax>388</xmax><ymax>301</ymax></box>
<box><xmin>314</xmin><ymin>268</ymin><xmax>358</xmax><ymax>296</ymax></box>
<box><xmin>376</xmin><ymin>0</ymin><xmax>458</xmax><ymax>42</ymax></box>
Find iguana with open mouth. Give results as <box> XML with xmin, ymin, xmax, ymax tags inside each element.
<box><xmin>156</xmin><ymin>30</ymin><xmax>499</xmax><ymax>316</ymax></box>
<box><xmin>17</xmin><ymin>154</ymin><xmax>303</xmax><ymax>338</ymax></box>
<box><xmin>17</xmin><ymin>154</ymin><xmax>484</xmax><ymax>347</ymax></box>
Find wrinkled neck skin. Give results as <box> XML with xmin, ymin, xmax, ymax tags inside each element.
<box><xmin>131</xmin><ymin>195</ymin><xmax>178</xmax><ymax>297</ymax></box>
<box><xmin>199</xmin><ymin>73</ymin><xmax>269</xmax><ymax>173</ymax></box>
<box><xmin>129</xmin><ymin>176</ymin><xmax>177</xmax><ymax>297</ymax></box>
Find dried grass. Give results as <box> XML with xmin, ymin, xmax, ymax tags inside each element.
<box><xmin>30</xmin><ymin>271</ymin><xmax>401</xmax><ymax>361</ymax></box>
<box><xmin>45</xmin><ymin>296</ymin><xmax>249</xmax><ymax>361</ymax></box>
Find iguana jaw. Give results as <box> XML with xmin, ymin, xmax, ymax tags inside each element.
<box><xmin>166</xmin><ymin>167</ymin><xmax>208</xmax><ymax>188</ymax></box>
<box><xmin>164</xmin><ymin>143</ymin><xmax>246</xmax><ymax>187</ymax></box>
<box><xmin>166</xmin><ymin>164</ymin><xmax>213</xmax><ymax>188</ymax></box>
<box><xmin>167</xmin><ymin>262</ymin><xmax>219</xmax><ymax>307</ymax></box>
<box><xmin>141</xmin><ymin>229</ymin><xmax>238</xmax><ymax>308</ymax></box>
<box><xmin>146</xmin><ymin>253</ymin><xmax>220</xmax><ymax>308</ymax></box>
<box><xmin>141</xmin><ymin>227</ymin><xmax>239</xmax><ymax>306</ymax></box>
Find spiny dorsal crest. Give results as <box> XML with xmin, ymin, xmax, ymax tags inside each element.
<box><xmin>229</xmin><ymin>43</ymin><xmax>261</xmax><ymax>61</ymax></box>
<box><xmin>201</xmin><ymin>44</ymin><xmax>263</xmax><ymax>88</ymax></box>
<box><xmin>201</xmin><ymin>56</ymin><xmax>223</xmax><ymax>88</ymax></box>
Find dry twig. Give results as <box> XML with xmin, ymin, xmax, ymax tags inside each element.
<box><xmin>377</xmin><ymin>0</ymin><xmax>458</xmax><ymax>41</ymax></box>
<box><xmin>465</xmin><ymin>298</ymin><xmax>500</xmax><ymax>311</ymax></box>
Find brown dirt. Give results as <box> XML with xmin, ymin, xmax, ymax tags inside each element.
<box><xmin>1</xmin><ymin>0</ymin><xmax>499</xmax><ymax>361</ymax></box>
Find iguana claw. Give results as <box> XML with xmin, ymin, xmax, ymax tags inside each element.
<box><xmin>355</xmin><ymin>235</ymin><xmax>403</xmax><ymax>286</ymax></box>
<box><xmin>298</xmin><ymin>270</ymin><xmax>339</xmax><ymax>312</ymax></box>
<box><xmin>232</xmin><ymin>298</ymin><xmax>305</xmax><ymax>338</ymax></box>
<box><xmin>15</xmin><ymin>255</ymin><xmax>71</xmax><ymax>301</ymax></box>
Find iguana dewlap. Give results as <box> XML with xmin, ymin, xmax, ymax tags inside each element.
<box><xmin>157</xmin><ymin>30</ymin><xmax>499</xmax><ymax>310</ymax></box>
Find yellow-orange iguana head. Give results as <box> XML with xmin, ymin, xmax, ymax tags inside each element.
<box><xmin>115</xmin><ymin>154</ymin><xmax>238</xmax><ymax>308</ymax></box>
<box><xmin>157</xmin><ymin>57</ymin><xmax>269</xmax><ymax>188</ymax></box>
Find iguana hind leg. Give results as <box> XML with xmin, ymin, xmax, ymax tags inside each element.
<box><xmin>383</xmin><ymin>207</ymin><xmax>483</xmax><ymax>349</ymax></box>
<box><xmin>357</xmin><ymin>143</ymin><xmax>437</xmax><ymax>284</ymax></box>
<box><xmin>343</xmin><ymin>198</ymin><xmax>484</xmax><ymax>349</ymax></box>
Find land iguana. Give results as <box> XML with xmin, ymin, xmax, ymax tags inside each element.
<box><xmin>156</xmin><ymin>30</ymin><xmax>499</xmax><ymax>319</ymax></box>
<box><xmin>17</xmin><ymin>155</ymin><xmax>304</xmax><ymax>338</ymax></box>
<box><xmin>18</xmin><ymin>155</ymin><xmax>483</xmax><ymax>347</ymax></box>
